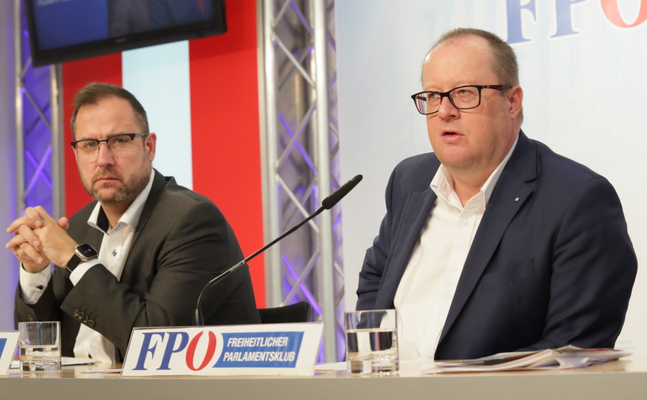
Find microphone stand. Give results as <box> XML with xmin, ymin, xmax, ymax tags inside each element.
<box><xmin>194</xmin><ymin>174</ymin><xmax>363</xmax><ymax>326</ymax></box>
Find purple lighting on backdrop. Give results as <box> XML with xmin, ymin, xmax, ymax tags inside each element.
<box><xmin>310</xmin><ymin>184</ymin><xmax>319</xmax><ymax>213</ymax></box>
<box><xmin>332</xmin><ymin>212</ymin><xmax>342</xmax><ymax>231</ymax></box>
<box><xmin>24</xmin><ymin>145</ymin><xmax>52</xmax><ymax>196</ymax></box>
<box><xmin>281</xmin><ymin>254</ymin><xmax>321</xmax><ymax>316</ymax></box>
<box><xmin>2</xmin><ymin>0</ymin><xmax>54</xmax><ymax>332</ymax></box>
<box><xmin>328</xmin><ymin>73</ymin><xmax>337</xmax><ymax>91</ymax></box>
<box><xmin>24</xmin><ymin>148</ymin><xmax>53</xmax><ymax>189</ymax></box>
<box><xmin>277</xmin><ymin>112</ymin><xmax>316</xmax><ymax>173</ymax></box>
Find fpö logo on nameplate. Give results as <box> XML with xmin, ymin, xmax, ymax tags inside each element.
<box><xmin>122</xmin><ymin>323</ymin><xmax>323</xmax><ymax>376</ymax></box>
<box><xmin>0</xmin><ymin>332</ymin><xmax>21</xmax><ymax>375</ymax></box>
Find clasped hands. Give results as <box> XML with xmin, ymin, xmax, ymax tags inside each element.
<box><xmin>5</xmin><ymin>206</ymin><xmax>77</xmax><ymax>273</ymax></box>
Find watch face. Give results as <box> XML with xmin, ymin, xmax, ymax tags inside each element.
<box><xmin>77</xmin><ymin>244</ymin><xmax>98</xmax><ymax>258</ymax></box>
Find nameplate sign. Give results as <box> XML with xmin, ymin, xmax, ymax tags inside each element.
<box><xmin>122</xmin><ymin>323</ymin><xmax>323</xmax><ymax>376</ymax></box>
<box><xmin>0</xmin><ymin>332</ymin><xmax>20</xmax><ymax>375</ymax></box>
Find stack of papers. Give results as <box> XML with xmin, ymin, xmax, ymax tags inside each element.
<box><xmin>424</xmin><ymin>345</ymin><xmax>630</xmax><ymax>373</ymax></box>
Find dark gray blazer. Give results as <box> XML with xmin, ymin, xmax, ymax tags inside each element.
<box><xmin>357</xmin><ymin>132</ymin><xmax>637</xmax><ymax>360</ymax></box>
<box><xmin>15</xmin><ymin>170</ymin><xmax>260</xmax><ymax>360</ymax></box>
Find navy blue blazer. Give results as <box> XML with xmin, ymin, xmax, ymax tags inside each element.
<box><xmin>357</xmin><ymin>132</ymin><xmax>637</xmax><ymax>360</ymax></box>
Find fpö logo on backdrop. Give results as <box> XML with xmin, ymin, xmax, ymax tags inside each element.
<box><xmin>127</xmin><ymin>328</ymin><xmax>304</xmax><ymax>373</ymax></box>
<box><xmin>506</xmin><ymin>0</ymin><xmax>647</xmax><ymax>43</ymax></box>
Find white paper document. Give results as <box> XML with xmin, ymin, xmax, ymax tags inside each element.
<box><xmin>423</xmin><ymin>345</ymin><xmax>631</xmax><ymax>373</ymax></box>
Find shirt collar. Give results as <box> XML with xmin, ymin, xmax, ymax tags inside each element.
<box><xmin>430</xmin><ymin>135</ymin><xmax>519</xmax><ymax>211</ymax></box>
<box><xmin>87</xmin><ymin>169</ymin><xmax>155</xmax><ymax>234</ymax></box>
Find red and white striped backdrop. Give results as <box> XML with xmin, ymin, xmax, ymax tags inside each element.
<box><xmin>60</xmin><ymin>0</ymin><xmax>266</xmax><ymax>306</ymax></box>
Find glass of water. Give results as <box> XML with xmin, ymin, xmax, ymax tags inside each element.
<box><xmin>345</xmin><ymin>309</ymin><xmax>398</xmax><ymax>374</ymax></box>
<box><xmin>18</xmin><ymin>321</ymin><xmax>61</xmax><ymax>372</ymax></box>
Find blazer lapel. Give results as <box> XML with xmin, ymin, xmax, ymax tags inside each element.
<box><xmin>119</xmin><ymin>170</ymin><xmax>169</xmax><ymax>284</ymax></box>
<box><xmin>439</xmin><ymin>132</ymin><xmax>538</xmax><ymax>344</ymax></box>
<box><xmin>376</xmin><ymin>187</ymin><xmax>438</xmax><ymax>309</ymax></box>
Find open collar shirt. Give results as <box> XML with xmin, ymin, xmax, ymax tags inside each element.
<box><xmin>394</xmin><ymin>136</ymin><xmax>518</xmax><ymax>361</ymax></box>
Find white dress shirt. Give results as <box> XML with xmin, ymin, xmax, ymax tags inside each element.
<box><xmin>394</xmin><ymin>137</ymin><xmax>518</xmax><ymax>361</ymax></box>
<box><xmin>20</xmin><ymin>170</ymin><xmax>154</xmax><ymax>362</ymax></box>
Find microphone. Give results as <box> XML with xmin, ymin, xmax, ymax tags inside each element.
<box><xmin>321</xmin><ymin>174</ymin><xmax>363</xmax><ymax>210</ymax></box>
<box><xmin>194</xmin><ymin>174</ymin><xmax>363</xmax><ymax>326</ymax></box>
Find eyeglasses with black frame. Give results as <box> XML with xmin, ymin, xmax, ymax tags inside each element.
<box><xmin>411</xmin><ymin>85</ymin><xmax>511</xmax><ymax>115</ymax></box>
<box><xmin>71</xmin><ymin>133</ymin><xmax>149</xmax><ymax>155</ymax></box>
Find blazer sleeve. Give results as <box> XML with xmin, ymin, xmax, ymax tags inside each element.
<box><xmin>522</xmin><ymin>176</ymin><xmax>637</xmax><ymax>350</ymax></box>
<box><xmin>14</xmin><ymin>275</ymin><xmax>61</xmax><ymax>325</ymax></box>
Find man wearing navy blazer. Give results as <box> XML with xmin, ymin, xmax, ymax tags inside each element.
<box><xmin>356</xmin><ymin>28</ymin><xmax>637</xmax><ymax>361</ymax></box>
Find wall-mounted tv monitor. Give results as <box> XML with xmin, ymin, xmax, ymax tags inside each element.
<box><xmin>24</xmin><ymin>0</ymin><xmax>227</xmax><ymax>67</ymax></box>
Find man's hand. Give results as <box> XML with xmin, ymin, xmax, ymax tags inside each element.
<box><xmin>6</xmin><ymin>206</ymin><xmax>74</xmax><ymax>273</ymax></box>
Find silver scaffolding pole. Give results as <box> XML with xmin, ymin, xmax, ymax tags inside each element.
<box><xmin>261</xmin><ymin>0</ymin><xmax>283</xmax><ymax>309</ymax></box>
<box><xmin>259</xmin><ymin>0</ymin><xmax>343</xmax><ymax>362</ymax></box>
<box><xmin>50</xmin><ymin>65</ymin><xmax>64</xmax><ymax>220</ymax></box>
<box><xmin>312</xmin><ymin>0</ymin><xmax>335</xmax><ymax>363</ymax></box>
<box><xmin>14</xmin><ymin>0</ymin><xmax>23</xmax><ymax>216</ymax></box>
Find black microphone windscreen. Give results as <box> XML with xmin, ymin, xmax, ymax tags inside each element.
<box><xmin>321</xmin><ymin>174</ymin><xmax>363</xmax><ymax>210</ymax></box>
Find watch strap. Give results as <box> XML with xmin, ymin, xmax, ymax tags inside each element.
<box><xmin>66</xmin><ymin>244</ymin><xmax>98</xmax><ymax>272</ymax></box>
<box><xmin>66</xmin><ymin>254</ymin><xmax>83</xmax><ymax>272</ymax></box>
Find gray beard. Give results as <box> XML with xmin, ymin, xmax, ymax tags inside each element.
<box><xmin>84</xmin><ymin>166</ymin><xmax>151</xmax><ymax>206</ymax></box>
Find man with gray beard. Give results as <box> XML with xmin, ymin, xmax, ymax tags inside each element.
<box><xmin>7</xmin><ymin>82</ymin><xmax>259</xmax><ymax>363</ymax></box>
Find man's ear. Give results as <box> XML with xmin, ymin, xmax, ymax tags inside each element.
<box><xmin>145</xmin><ymin>132</ymin><xmax>157</xmax><ymax>162</ymax></box>
<box><xmin>508</xmin><ymin>85</ymin><xmax>523</xmax><ymax>120</ymax></box>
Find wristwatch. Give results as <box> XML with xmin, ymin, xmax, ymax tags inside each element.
<box><xmin>66</xmin><ymin>244</ymin><xmax>98</xmax><ymax>272</ymax></box>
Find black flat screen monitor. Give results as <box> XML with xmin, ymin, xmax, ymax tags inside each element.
<box><xmin>24</xmin><ymin>0</ymin><xmax>227</xmax><ymax>67</ymax></box>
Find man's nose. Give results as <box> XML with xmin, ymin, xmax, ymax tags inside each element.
<box><xmin>96</xmin><ymin>142</ymin><xmax>115</xmax><ymax>166</ymax></box>
<box><xmin>436</xmin><ymin>95</ymin><xmax>459</xmax><ymax>119</ymax></box>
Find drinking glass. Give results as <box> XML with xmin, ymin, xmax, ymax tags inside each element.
<box><xmin>345</xmin><ymin>309</ymin><xmax>398</xmax><ymax>374</ymax></box>
<box><xmin>18</xmin><ymin>321</ymin><xmax>61</xmax><ymax>372</ymax></box>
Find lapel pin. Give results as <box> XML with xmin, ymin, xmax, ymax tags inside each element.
<box><xmin>515</xmin><ymin>197</ymin><xmax>520</xmax><ymax>202</ymax></box>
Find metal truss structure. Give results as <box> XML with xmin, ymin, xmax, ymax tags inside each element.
<box><xmin>12</xmin><ymin>0</ymin><xmax>344</xmax><ymax>363</ymax></box>
<box><xmin>259</xmin><ymin>0</ymin><xmax>343</xmax><ymax>362</ymax></box>
<box><xmin>13</xmin><ymin>0</ymin><xmax>64</xmax><ymax>220</ymax></box>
